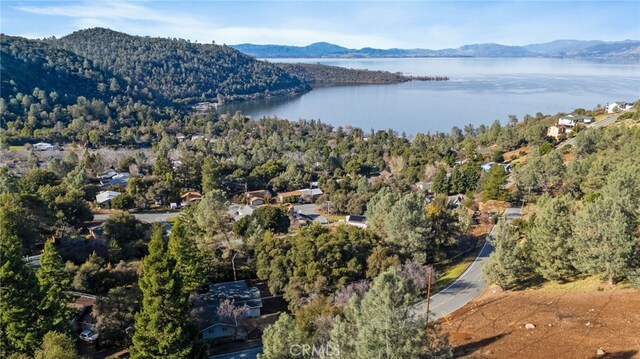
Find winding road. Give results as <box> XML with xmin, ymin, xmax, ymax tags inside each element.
<box><xmin>411</xmin><ymin>207</ymin><xmax>521</xmax><ymax>320</ymax></box>
<box><xmin>410</xmin><ymin>240</ymin><xmax>494</xmax><ymax>320</ymax></box>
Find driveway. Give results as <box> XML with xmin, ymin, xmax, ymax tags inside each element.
<box><xmin>93</xmin><ymin>211</ymin><xmax>181</xmax><ymax>223</ymax></box>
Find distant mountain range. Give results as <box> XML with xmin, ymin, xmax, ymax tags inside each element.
<box><xmin>232</xmin><ymin>40</ymin><xmax>640</xmax><ymax>59</ymax></box>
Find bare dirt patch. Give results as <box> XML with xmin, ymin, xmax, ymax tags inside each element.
<box><xmin>440</xmin><ymin>287</ymin><xmax>640</xmax><ymax>358</ymax></box>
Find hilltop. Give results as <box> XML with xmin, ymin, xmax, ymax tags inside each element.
<box><xmin>50</xmin><ymin>28</ymin><xmax>310</xmax><ymax>104</ymax></box>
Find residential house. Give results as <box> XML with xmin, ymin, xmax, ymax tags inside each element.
<box><xmin>100</xmin><ymin>172</ymin><xmax>130</xmax><ymax>187</ymax></box>
<box><xmin>607</xmin><ymin>102</ymin><xmax>627</xmax><ymax>113</ymax></box>
<box><xmin>191</xmin><ymin>281</ymin><xmax>263</xmax><ymax>342</ymax></box>
<box><xmin>345</xmin><ymin>215</ymin><xmax>367</xmax><ymax>228</ymax></box>
<box><xmin>33</xmin><ymin>142</ymin><xmax>54</xmax><ymax>151</ymax></box>
<box><xmin>415</xmin><ymin>182</ymin><xmax>433</xmax><ymax>192</ymax></box>
<box><xmin>227</xmin><ymin>204</ymin><xmax>255</xmax><ymax>222</ymax></box>
<box><xmin>96</xmin><ymin>191</ymin><xmax>121</xmax><ymax>208</ymax></box>
<box><xmin>481</xmin><ymin>162</ymin><xmax>511</xmax><ymax>173</ymax></box>
<box><xmin>244</xmin><ymin>190</ymin><xmax>272</xmax><ymax>206</ymax></box>
<box><xmin>558</xmin><ymin>114</ymin><xmax>595</xmax><ymax>127</ymax></box>
<box><xmin>181</xmin><ymin>191</ymin><xmax>202</xmax><ymax>206</ymax></box>
<box><xmin>547</xmin><ymin>125</ymin><xmax>568</xmax><ymax>141</ymax></box>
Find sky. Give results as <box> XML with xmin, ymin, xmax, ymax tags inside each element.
<box><xmin>1</xmin><ymin>1</ymin><xmax>639</xmax><ymax>49</ymax></box>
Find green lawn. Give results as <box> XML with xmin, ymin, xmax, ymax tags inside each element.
<box><xmin>9</xmin><ymin>145</ymin><xmax>23</xmax><ymax>151</ymax></box>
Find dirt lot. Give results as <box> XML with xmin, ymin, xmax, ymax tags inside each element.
<box><xmin>441</xmin><ymin>286</ymin><xmax>640</xmax><ymax>359</ymax></box>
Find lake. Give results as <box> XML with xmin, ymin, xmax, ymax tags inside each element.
<box><xmin>220</xmin><ymin>58</ymin><xmax>640</xmax><ymax>134</ymax></box>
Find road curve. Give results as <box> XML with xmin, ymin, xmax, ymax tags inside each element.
<box><xmin>410</xmin><ymin>240</ymin><xmax>494</xmax><ymax>320</ymax></box>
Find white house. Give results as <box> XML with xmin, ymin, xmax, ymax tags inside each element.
<box><xmin>96</xmin><ymin>191</ymin><xmax>121</xmax><ymax>207</ymax></box>
<box><xmin>607</xmin><ymin>102</ymin><xmax>633</xmax><ymax>114</ymax></box>
<box><xmin>33</xmin><ymin>142</ymin><xmax>54</xmax><ymax>151</ymax></box>
<box><xmin>558</xmin><ymin>114</ymin><xmax>595</xmax><ymax>127</ymax></box>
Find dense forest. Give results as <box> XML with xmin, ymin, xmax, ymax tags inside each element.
<box><xmin>48</xmin><ymin>28</ymin><xmax>309</xmax><ymax>104</ymax></box>
<box><xmin>276</xmin><ymin>63</ymin><xmax>448</xmax><ymax>84</ymax></box>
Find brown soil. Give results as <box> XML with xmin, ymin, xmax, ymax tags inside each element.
<box><xmin>440</xmin><ymin>287</ymin><xmax>640</xmax><ymax>359</ymax></box>
<box><xmin>503</xmin><ymin>146</ymin><xmax>531</xmax><ymax>163</ymax></box>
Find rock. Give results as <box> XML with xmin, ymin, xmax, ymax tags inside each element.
<box><xmin>586</xmin><ymin>321</ymin><xmax>592</xmax><ymax>327</ymax></box>
<box><xmin>548</xmin><ymin>324</ymin><xmax>553</xmax><ymax>327</ymax></box>
<box><xmin>596</xmin><ymin>348</ymin><xmax>606</xmax><ymax>355</ymax></box>
<box><xmin>525</xmin><ymin>323</ymin><xmax>536</xmax><ymax>329</ymax></box>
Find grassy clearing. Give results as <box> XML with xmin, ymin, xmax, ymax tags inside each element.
<box><xmin>433</xmin><ymin>244</ymin><xmax>484</xmax><ymax>291</ymax></box>
<box><xmin>529</xmin><ymin>275</ymin><xmax>633</xmax><ymax>293</ymax></box>
<box><xmin>9</xmin><ymin>145</ymin><xmax>23</xmax><ymax>151</ymax></box>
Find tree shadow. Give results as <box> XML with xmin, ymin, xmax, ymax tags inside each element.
<box><xmin>453</xmin><ymin>332</ymin><xmax>510</xmax><ymax>356</ymax></box>
<box><xmin>591</xmin><ymin>351</ymin><xmax>638</xmax><ymax>359</ymax></box>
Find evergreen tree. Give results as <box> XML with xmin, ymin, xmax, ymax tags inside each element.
<box><xmin>201</xmin><ymin>155</ymin><xmax>220</xmax><ymax>194</ymax></box>
<box><xmin>168</xmin><ymin>218</ymin><xmax>206</xmax><ymax>292</ymax></box>
<box><xmin>449</xmin><ymin>166</ymin><xmax>464</xmax><ymax>194</ymax></box>
<box><xmin>0</xmin><ymin>209</ymin><xmax>42</xmax><ymax>356</ymax></box>
<box><xmin>482</xmin><ymin>165</ymin><xmax>508</xmax><ymax>201</ymax></box>
<box><xmin>365</xmin><ymin>187</ymin><xmax>401</xmax><ymax>238</ymax></box>
<box><xmin>527</xmin><ymin>195</ymin><xmax>576</xmax><ymax>281</ymax></box>
<box><xmin>34</xmin><ymin>331</ymin><xmax>79</xmax><ymax>359</ymax></box>
<box><xmin>259</xmin><ymin>313</ymin><xmax>309</xmax><ymax>359</ymax></box>
<box><xmin>37</xmin><ymin>240</ymin><xmax>73</xmax><ymax>333</ymax></box>
<box><xmin>131</xmin><ymin>225</ymin><xmax>204</xmax><ymax>358</ymax></box>
<box><xmin>328</xmin><ymin>267</ymin><xmax>452</xmax><ymax>358</ymax></box>
<box><xmin>484</xmin><ymin>221</ymin><xmax>534</xmax><ymax>289</ymax></box>
<box><xmin>431</xmin><ymin>167</ymin><xmax>449</xmax><ymax>195</ymax></box>
<box><xmin>572</xmin><ymin>166</ymin><xmax>640</xmax><ymax>284</ymax></box>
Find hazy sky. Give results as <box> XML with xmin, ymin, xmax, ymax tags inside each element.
<box><xmin>2</xmin><ymin>1</ymin><xmax>639</xmax><ymax>48</ymax></box>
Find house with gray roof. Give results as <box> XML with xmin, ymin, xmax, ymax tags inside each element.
<box><xmin>191</xmin><ymin>280</ymin><xmax>263</xmax><ymax>342</ymax></box>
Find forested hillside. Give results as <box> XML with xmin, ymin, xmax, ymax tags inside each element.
<box><xmin>276</xmin><ymin>63</ymin><xmax>448</xmax><ymax>83</ymax></box>
<box><xmin>1</xmin><ymin>34</ymin><xmax>179</xmax><ymax>144</ymax></box>
<box><xmin>51</xmin><ymin>28</ymin><xmax>309</xmax><ymax>104</ymax></box>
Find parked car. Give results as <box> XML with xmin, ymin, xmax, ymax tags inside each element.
<box><xmin>79</xmin><ymin>329</ymin><xmax>99</xmax><ymax>343</ymax></box>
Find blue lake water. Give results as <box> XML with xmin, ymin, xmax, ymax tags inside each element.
<box><xmin>220</xmin><ymin>58</ymin><xmax>640</xmax><ymax>134</ymax></box>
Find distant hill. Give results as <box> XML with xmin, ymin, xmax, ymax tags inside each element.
<box><xmin>522</xmin><ymin>39</ymin><xmax>605</xmax><ymax>55</ymax></box>
<box><xmin>232</xmin><ymin>40</ymin><xmax>640</xmax><ymax>59</ymax></box>
<box><xmin>52</xmin><ymin>28</ymin><xmax>310</xmax><ymax>104</ymax></box>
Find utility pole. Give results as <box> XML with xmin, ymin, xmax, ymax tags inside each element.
<box><xmin>426</xmin><ymin>266</ymin><xmax>432</xmax><ymax>327</ymax></box>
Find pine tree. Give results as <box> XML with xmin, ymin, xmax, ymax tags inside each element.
<box><xmin>483</xmin><ymin>221</ymin><xmax>534</xmax><ymax>289</ymax></box>
<box><xmin>168</xmin><ymin>218</ymin><xmax>206</xmax><ymax>292</ymax></box>
<box><xmin>365</xmin><ymin>187</ymin><xmax>401</xmax><ymax>238</ymax></box>
<box><xmin>130</xmin><ymin>225</ymin><xmax>204</xmax><ymax>359</ymax></box>
<box><xmin>37</xmin><ymin>240</ymin><xmax>73</xmax><ymax>333</ymax></box>
<box><xmin>527</xmin><ymin>195</ymin><xmax>576</xmax><ymax>281</ymax></box>
<box><xmin>431</xmin><ymin>167</ymin><xmax>449</xmax><ymax>195</ymax></box>
<box><xmin>572</xmin><ymin>197</ymin><xmax>636</xmax><ymax>285</ymax></box>
<box><xmin>449</xmin><ymin>166</ymin><xmax>464</xmax><ymax>194</ymax></box>
<box><xmin>0</xmin><ymin>207</ymin><xmax>42</xmax><ymax>356</ymax></box>
<box><xmin>328</xmin><ymin>267</ymin><xmax>452</xmax><ymax>358</ymax></box>
<box><xmin>201</xmin><ymin>155</ymin><xmax>220</xmax><ymax>194</ymax></box>
<box><xmin>482</xmin><ymin>165</ymin><xmax>508</xmax><ymax>201</ymax></box>
<box><xmin>572</xmin><ymin>166</ymin><xmax>640</xmax><ymax>285</ymax></box>
<box><xmin>259</xmin><ymin>313</ymin><xmax>309</xmax><ymax>359</ymax></box>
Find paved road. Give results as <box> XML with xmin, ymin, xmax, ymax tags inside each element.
<box><xmin>410</xmin><ymin>240</ymin><xmax>493</xmax><ymax>320</ymax></box>
<box><xmin>93</xmin><ymin>211</ymin><xmax>181</xmax><ymax>223</ymax></box>
<box><xmin>210</xmin><ymin>346</ymin><xmax>263</xmax><ymax>359</ymax></box>
<box><xmin>410</xmin><ymin>207</ymin><xmax>522</xmax><ymax>320</ymax></box>
<box><xmin>557</xmin><ymin>113</ymin><xmax>620</xmax><ymax>149</ymax></box>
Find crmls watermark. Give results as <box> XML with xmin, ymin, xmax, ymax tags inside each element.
<box><xmin>289</xmin><ymin>344</ymin><xmax>341</xmax><ymax>357</ymax></box>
